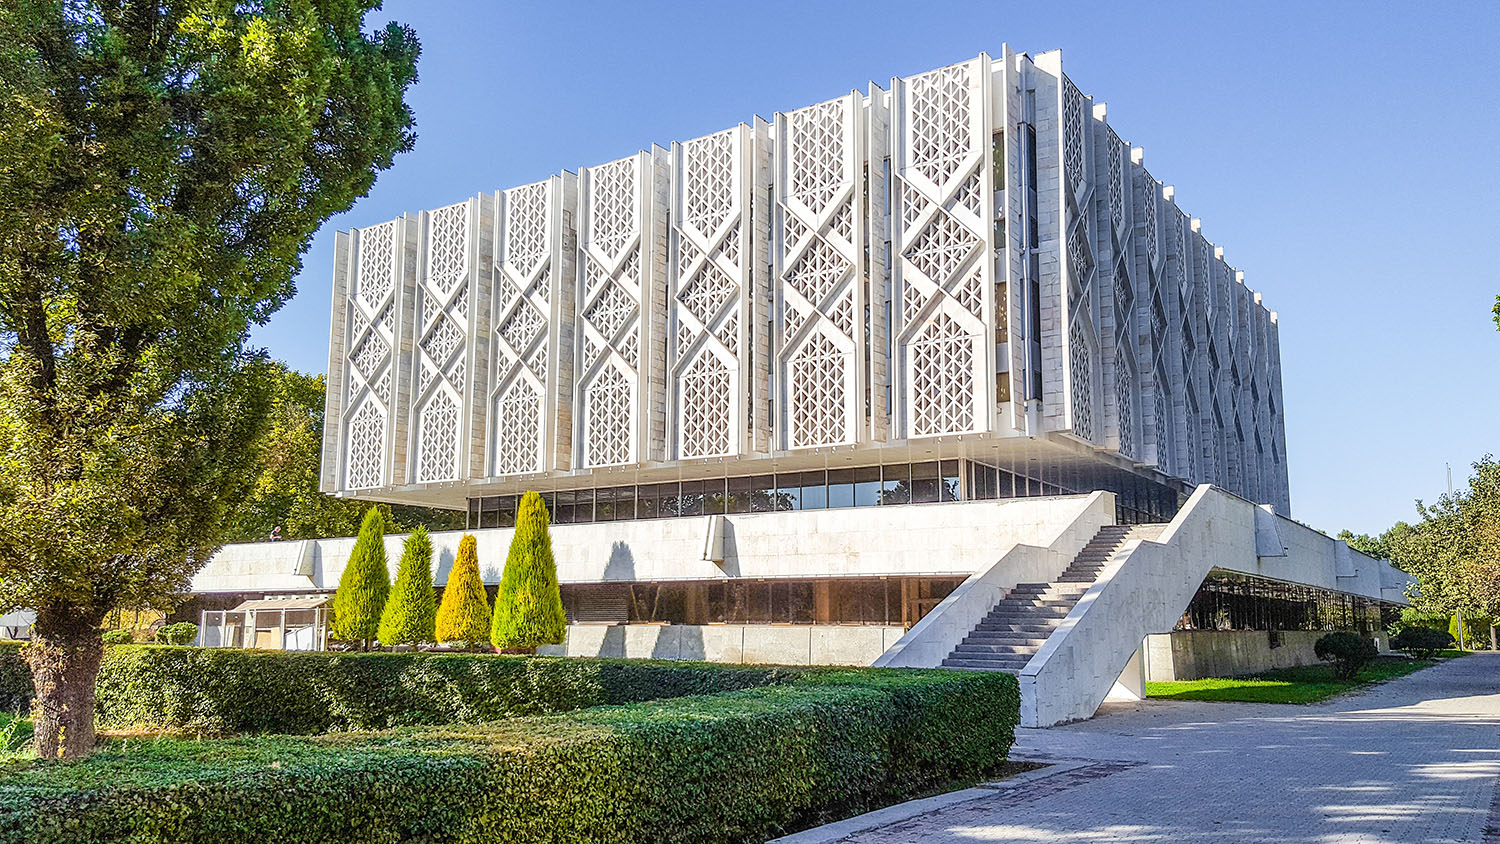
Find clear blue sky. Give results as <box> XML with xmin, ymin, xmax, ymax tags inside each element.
<box><xmin>251</xmin><ymin>0</ymin><xmax>1499</xmax><ymax>538</ymax></box>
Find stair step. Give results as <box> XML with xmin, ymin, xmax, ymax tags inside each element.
<box><xmin>952</xmin><ymin>642</ymin><xmax>1045</xmax><ymax>654</ymax></box>
<box><xmin>973</xmin><ymin>621</ymin><xmax>1065</xmax><ymax>633</ymax></box>
<box><xmin>943</xmin><ymin>658</ymin><xmax>1029</xmax><ymax>671</ymax></box>
<box><xmin>981</xmin><ymin>610</ymin><xmax>1072</xmax><ymax>622</ymax></box>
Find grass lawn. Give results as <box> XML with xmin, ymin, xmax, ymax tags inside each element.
<box><xmin>1145</xmin><ymin>654</ymin><xmax>1461</xmax><ymax>704</ymax></box>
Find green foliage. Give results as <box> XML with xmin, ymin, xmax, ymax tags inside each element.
<box><xmin>1396</xmin><ymin>606</ymin><xmax>1450</xmax><ymax>632</ymax></box>
<box><xmin>1388</xmin><ymin>457</ymin><xmax>1500</xmax><ymax>619</ymax></box>
<box><xmin>0</xmin><ymin>0</ymin><xmax>419</xmax><ymax>756</ymax></box>
<box><xmin>1314</xmin><ymin>632</ymin><xmax>1378</xmax><ymax>680</ymax></box>
<box><xmin>378</xmin><ymin>528</ymin><xmax>437</xmax><ymax>646</ymax></box>
<box><xmin>221</xmin><ymin>365</ymin><xmax>463</xmax><ymax>542</ymax></box>
<box><xmin>436</xmin><ymin>535</ymin><xmax>490</xmax><ymax>647</ymax></box>
<box><xmin>492</xmin><ymin>492</ymin><xmax>565</xmax><ymax>650</ymax></box>
<box><xmin>330</xmin><ymin>508</ymin><xmax>390</xmax><ymax>645</ymax></box>
<box><xmin>0</xmin><ymin>645</ymin><xmax>29</xmax><ymax>711</ymax></box>
<box><xmin>1337</xmin><ymin>530</ymin><xmax>1394</xmax><ymax>561</ymax></box>
<box><xmin>153</xmin><ymin>623</ymin><xmax>198</xmax><ymax>647</ymax></box>
<box><xmin>0</xmin><ymin>662</ymin><xmax>1019</xmax><ymax>844</ymax></box>
<box><xmin>99</xmin><ymin>630</ymin><xmax>133</xmax><ymax>646</ymax></box>
<box><xmin>1390</xmin><ymin>626</ymin><xmax>1453</xmax><ymax>659</ymax></box>
<box><xmin>83</xmin><ymin>647</ymin><xmax>800</xmax><ymax>735</ymax></box>
<box><xmin>1448</xmin><ymin>613</ymin><xmax>1492</xmax><ymax>649</ymax></box>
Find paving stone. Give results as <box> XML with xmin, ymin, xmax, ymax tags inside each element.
<box><xmin>839</xmin><ymin>653</ymin><xmax>1500</xmax><ymax>843</ymax></box>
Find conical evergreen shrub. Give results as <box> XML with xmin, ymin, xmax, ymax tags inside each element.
<box><xmin>378</xmin><ymin>526</ymin><xmax>437</xmax><ymax>647</ymax></box>
<box><xmin>491</xmin><ymin>491</ymin><xmax>566</xmax><ymax>651</ymax></box>
<box><xmin>436</xmin><ymin>534</ymin><xmax>491</xmax><ymax>648</ymax></box>
<box><xmin>330</xmin><ymin>506</ymin><xmax>390</xmax><ymax>648</ymax></box>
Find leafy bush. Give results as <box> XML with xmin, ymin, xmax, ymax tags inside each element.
<box><xmin>0</xmin><ymin>668</ymin><xmax>1019</xmax><ymax>844</ymax></box>
<box><xmin>1391</xmin><ymin>626</ymin><xmax>1454</xmax><ymax>659</ymax></box>
<box><xmin>100</xmin><ymin>630</ymin><xmax>133</xmax><ymax>645</ymax></box>
<box><xmin>153</xmin><ymin>622</ymin><xmax>197</xmax><ymax>646</ymax></box>
<box><xmin>492</xmin><ymin>492</ymin><xmax>565</xmax><ymax>650</ymax></box>
<box><xmin>89</xmin><ymin>647</ymin><xmax>807</xmax><ymax>734</ymax></box>
<box><xmin>1449</xmin><ymin>614</ymin><xmax>1492</xmax><ymax>649</ymax></box>
<box><xmin>0</xmin><ymin>646</ymin><xmax>30</xmax><ymax>712</ymax></box>
<box><xmin>378</xmin><ymin>526</ymin><xmax>437</xmax><ymax>646</ymax></box>
<box><xmin>435</xmin><ymin>534</ymin><xmax>490</xmax><ymax>647</ymax></box>
<box><xmin>1314</xmin><ymin>632</ymin><xmax>1378</xmax><ymax>679</ymax></box>
<box><xmin>330</xmin><ymin>506</ymin><xmax>390</xmax><ymax>647</ymax></box>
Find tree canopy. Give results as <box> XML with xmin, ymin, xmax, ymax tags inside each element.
<box><xmin>0</xmin><ymin>0</ymin><xmax>418</xmax><ymax>757</ymax></box>
<box><xmin>1378</xmin><ymin>458</ymin><xmax>1500</xmax><ymax>620</ymax></box>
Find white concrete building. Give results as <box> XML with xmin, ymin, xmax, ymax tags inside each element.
<box><xmin>194</xmin><ymin>50</ymin><xmax>1410</xmax><ymax>726</ymax></box>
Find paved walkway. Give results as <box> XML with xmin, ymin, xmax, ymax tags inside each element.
<box><xmin>803</xmin><ymin>654</ymin><xmax>1500</xmax><ymax>843</ymax></box>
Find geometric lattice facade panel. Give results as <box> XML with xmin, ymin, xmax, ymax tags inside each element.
<box><xmin>577</xmin><ymin>151</ymin><xmax>666</xmax><ymax>468</ymax></box>
<box><xmin>335</xmin><ymin>219</ymin><xmax>402</xmax><ymax>490</ymax></box>
<box><xmin>891</xmin><ymin>58</ymin><xmax>994</xmax><ymax>440</ymax></box>
<box><xmin>410</xmin><ymin>200</ymin><xmax>473</xmax><ymax>483</ymax></box>
<box><xmin>323</xmin><ymin>49</ymin><xmax>1290</xmax><ymax>517</ymax></box>
<box><xmin>669</xmin><ymin>126</ymin><xmax>759</xmax><ymax>460</ymax></box>
<box><xmin>489</xmin><ymin>177</ymin><xmax>574</xmax><ymax>476</ymax></box>
<box><xmin>775</xmin><ymin>94</ymin><xmax>863</xmax><ymax>448</ymax></box>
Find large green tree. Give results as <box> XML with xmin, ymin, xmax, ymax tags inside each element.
<box><xmin>0</xmin><ymin>1</ymin><xmax>418</xmax><ymax>758</ymax></box>
<box><xmin>222</xmin><ymin>364</ymin><xmax>461</xmax><ymax>542</ymax></box>
<box><xmin>1387</xmin><ymin>457</ymin><xmax>1500</xmax><ymax>644</ymax></box>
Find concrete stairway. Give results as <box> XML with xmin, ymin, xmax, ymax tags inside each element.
<box><xmin>942</xmin><ymin>524</ymin><xmax>1160</xmax><ymax>673</ymax></box>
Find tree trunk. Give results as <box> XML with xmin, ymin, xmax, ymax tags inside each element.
<box><xmin>23</xmin><ymin>605</ymin><xmax>105</xmax><ymax>759</ymax></box>
<box><xmin>1490</xmin><ymin>623</ymin><xmax>1497</xmax><ymax>652</ymax></box>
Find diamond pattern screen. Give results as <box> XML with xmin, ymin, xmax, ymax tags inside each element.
<box><xmin>326</xmin><ymin>54</ymin><xmax>1290</xmax><ymax>515</ymax></box>
<box><xmin>340</xmin><ymin>220</ymin><xmax>398</xmax><ymax>489</ymax></box>
<box><xmin>411</xmin><ymin>201</ymin><xmax>470</xmax><ymax>483</ymax></box>
<box><xmin>895</xmin><ymin>60</ymin><xmax>988</xmax><ymax>439</ymax></box>
<box><xmin>777</xmin><ymin>96</ymin><xmax>859</xmax><ymax>448</ymax></box>
<box><xmin>672</xmin><ymin>129</ymin><xmax>742</xmax><ymax>459</ymax></box>
<box><xmin>490</xmin><ymin>181</ymin><xmax>552</xmax><ymax>476</ymax></box>
<box><xmin>579</xmin><ymin>156</ymin><xmax>644</xmax><ymax>467</ymax></box>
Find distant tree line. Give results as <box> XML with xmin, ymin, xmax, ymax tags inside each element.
<box><xmin>1340</xmin><ymin>456</ymin><xmax>1500</xmax><ymax>649</ymax></box>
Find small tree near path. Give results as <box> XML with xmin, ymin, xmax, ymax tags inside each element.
<box><xmin>436</xmin><ymin>535</ymin><xmax>491</xmax><ymax>649</ymax></box>
<box><xmin>0</xmin><ymin>3</ymin><xmax>419</xmax><ymax>757</ymax></box>
<box><xmin>331</xmin><ymin>508</ymin><xmax>391</xmax><ymax>650</ymax></box>
<box><xmin>379</xmin><ymin>527</ymin><xmax>437</xmax><ymax>648</ymax></box>
<box><xmin>491</xmin><ymin>492</ymin><xmax>566</xmax><ymax>653</ymax></box>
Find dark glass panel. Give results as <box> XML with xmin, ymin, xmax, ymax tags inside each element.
<box><xmin>775</xmin><ymin>475</ymin><xmax>802</xmax><ymax>510</ymax></box>
<box><xmin>826</xmin><ymin>469</ymin><xmax>855</xmax><ymax>509</ymax></box>
<box><xmin>911</xmin><ymin>461</ymin><xmax>940</xmax><ymax>504</ymax></box>
<box><xmin>880</xmin><ymin>464</ymin><xmax>911</xmax><ymax>505</ymax></box>
<box><xmin>853</xmin><ymin>466</ymin><xmax>882</xmax><ymax>507</ymax></box>
<box><xmin>800</xmin><ymin>471</ymin><xmax>827</xmax><ymax>510</ymax></box>
<box><xmin>727</xmin><ymin>476</ymin><xmax>753</xmax><ymax>514</ymax></box>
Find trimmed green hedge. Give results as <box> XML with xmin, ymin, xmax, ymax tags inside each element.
<box><xmin>0</xmin><ymin>667</ymin><xmax>1019</xmax><ymax>844</ymax></box>
<box><xmin>0</xmin><ymin>644</ymin><xmax>802</xmax><ymax>732</ymax></box>
<box><xmin>91</xmin><ymin>647</ymin><xmax>802</xmax><ymax>733</ymax></box>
